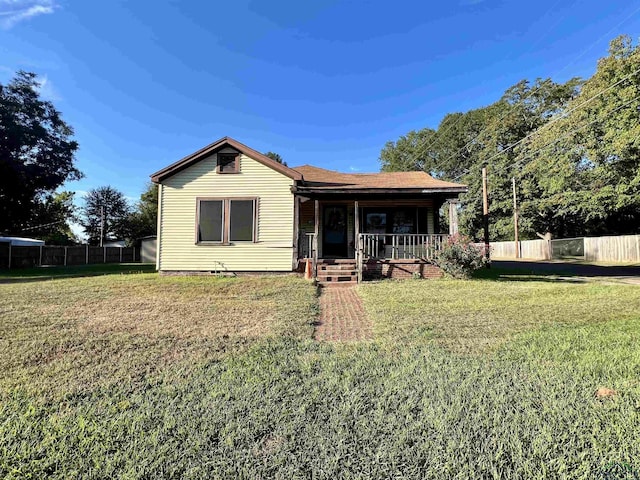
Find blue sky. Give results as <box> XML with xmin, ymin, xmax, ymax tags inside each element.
<box><xmin>1</xmin><ymin>0</ymin><xmax>639</xmax><ymax>233</ymax></box>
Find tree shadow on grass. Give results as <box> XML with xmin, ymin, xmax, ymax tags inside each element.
<box><xmin>473</xmin><ymin>260</ymin><xmax>640</xmax><ymax>284</ymax></box>
<box><xmin>0</xmin><ymin>263</ymin><xmax>156</xmax><ymax>283</ymax></box>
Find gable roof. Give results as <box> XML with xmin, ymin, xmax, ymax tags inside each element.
<box><xmin>150</xmin><ymin>137</ymin><xmax>467</xmax><ymax>194</ymax></box>
<box><xmin>150</xmin><ymin>136</ymin><xmax>303</xmax><ymax>183</ymax></box>
<box><xmin>292</xmin><ymin>165</ymin><xmax>467</xmax><ymax>193</ymax></box>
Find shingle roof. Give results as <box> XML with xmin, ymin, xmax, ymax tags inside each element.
<box><xmin>291</xmin><ymin>165</ymin><xmax>466</xmax><ymax>191</ymax></box>
<box><xmin>150</xmin><ymin>136</ymin><xmax>466</xmax><ymax>193</ymax></box>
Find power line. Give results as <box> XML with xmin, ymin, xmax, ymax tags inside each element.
<box><xmin>477</xmin><ymin>65</ymin><xmax>640</xmax><ymax>171</ymax></box>
<box><xmin>450</xmin><ymin>90</ymin><xmax>640</xmax><ymax>183</ymax></box>
<box><xmin>505</xmin><ymin>93</ymin><xmax>640</xmax><ymax>177</ymax></box>
<box><xmin>19</xmin><ymin>220</ymin><xmax>66</xmax><ymax>232</ymax></box>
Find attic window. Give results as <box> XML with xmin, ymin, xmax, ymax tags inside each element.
<box><xmin>217</xmin><ymin>153</ymin><xmax>239</xmax><ymax>173</ymax></box>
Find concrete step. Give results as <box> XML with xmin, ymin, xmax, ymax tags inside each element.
<box><xmin>318</xmin><ymin>263</ymin><xmax>357</xmax><ymax>270</ymax></box>
<box><xmin>317</xmin><ymin>274</ymin><xmax>357</xmax><ymax>283</ymax></box>
<box><xmin>318</xmin><ymin>280</ymin><xmax>358</xmax><ymax>287</ymax></box>
<box><xmin>318</xmin><ymin>278</ymin><xmax>358</xmax><ymax>288</ymax></box>
<box><xmin>319</xmin><ymin>268</ymin><xmax>357</xmax><ymax>275</ymax></box>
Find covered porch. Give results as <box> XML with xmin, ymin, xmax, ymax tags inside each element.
<box><xmin>294</xmin><ymin>196</ymin><xmax>460</xmax><ymax>283</ymax></box>
<box><xmin>290</xmin><ymin>164</ymin><xmax>466</xmax><ymax>284</ymax></box>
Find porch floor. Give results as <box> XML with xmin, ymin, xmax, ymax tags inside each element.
<box><xmin>315</xmin><ymin>258</ymin><xmax>356</xmax><ymax>263</ymax></box>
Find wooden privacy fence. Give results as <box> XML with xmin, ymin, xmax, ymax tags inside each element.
<box><xmin>584</xmin><ymin>235</ymin><xmax>640</xmax><ymax>262</ymax></box>
<box><xmin>0</xmin><ymin>243</ymin><xmax>138</xmax><ymax>269</ymax></box>
<box><xmin>485</xmin><ymin>239</ymin><xmax>549</xmax><ymax>260</ymax></box>
<box><xmin>487</xmin><ymin>234</ymin><xmax>640</xmax><ymax>262</ymax></box>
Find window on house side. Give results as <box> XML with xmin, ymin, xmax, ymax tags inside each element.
<box><xmin>218</xmin><ymin>153</ymin><xmax>238</xmax><ymax>173</ymax></box>
<box><xmin>229</xmin><ymin>200</ymin><xmax>255</xmax><ymax>242</ymax></box>
<box><xmin>198</xmin><ymin>200</ymin><xmax>223</xmax><ymax>242</ymax></box>
<box><xmin>197</xmin><ymin>198</ymin><xmax>256</xmax><ymax>243</ymax></box>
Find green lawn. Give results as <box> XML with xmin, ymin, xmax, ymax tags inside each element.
<box><xmin>0</xmin><ymin>263</ymin><xmax>156</xmax><ymax>280</ymax></box>
<box><xmin>1</xmin><ymin>266</ymin><xmax>639</xmax><ymax>479</ymax></box>
<box><xmin>359</xmin><ymin>276</ymin><xmax>640</xmax><ymax>353</ymax></box>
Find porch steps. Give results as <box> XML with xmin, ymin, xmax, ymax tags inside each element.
<box><xmin>316</xmin><ymin>260</ymin><xmax>358</xmax><ymax>287</ymax></box>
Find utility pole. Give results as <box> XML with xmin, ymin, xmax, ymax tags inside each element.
<box><xmin>512</xmin><ymin>177</ymin><xmax>519</xmax><ymax>259</ymax></box>
<box><xmin>482</xmin><ymin>167</ymin><xmax>490</xmax><ymax>264</ymax></box>
<box><xmin>99</xmin><ymin>205</ymin><xmax>105</xmax><ymax>247</ymax></box>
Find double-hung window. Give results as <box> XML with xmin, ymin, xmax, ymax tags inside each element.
<box><xmin>197</xmin><ymin>198</ymin><xmax>257</xmax><ymax>244</ymax></box>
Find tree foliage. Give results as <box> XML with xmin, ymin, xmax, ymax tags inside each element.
<box><xmin>264</xmin><ymin>151</ymin><xmax>287</xmax><ymax>166</ymax></box>
<box><xmin>123</xmin><ymin>183</ymin><xmax>158</xmax><ymax>243</ymax></box>
<box><xmin>0</xmin><ymin>71</ymin><xmax>82</xmax><ymax>234</ymax></box>
<box><xmin>520</xmin><ymin>35</ymin><xmax>640</xmax><ymax>237</ymax></box>
<box><xmin>26</xmin><ymin>191</ymin><xmax>79</xmax><ymax>245</ymax></box>
<box><xmin>81</xmin><ymin>186</ymin><xmax>131</xmax><ymax>245</ymax></box>
<box><xmin>380</xmin><ymin>35</ymin><xmax>639</xmax><ymax>240</ymax></box>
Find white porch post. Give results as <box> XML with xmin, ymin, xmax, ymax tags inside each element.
<box><xmin>448</xmin><ymin>199</ymin><xmax>460</xmax><ymax>235</ymax></box>
<box><xmin>313</xmin><ymin>199</ymin><xmax>319</xmax><ymax>278</ymax></box>
<box><xmin>354</xmin><ymin>200</ymin><xmax>361</xmax><ymax>283</ymax></box>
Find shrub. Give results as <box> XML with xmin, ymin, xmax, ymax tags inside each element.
<box><xmin>433</xmin><ymin>234</ymin><xmax>488</xmax><ymax>279</ymax></box>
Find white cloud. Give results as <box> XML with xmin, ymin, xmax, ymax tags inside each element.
<box><xmin>349</xmin><ymin>166</ymin><xmax>362</xmax><ymax>172</ymax></box>
<box><xmin>35</xmin><ymin>74</ymin><xmax>62</xmax><ymax>101</ymax></box>
<box><xmin>0</xmin><ymin>0</ymin><xmax>57</xmax><ymax>29</ymax></box>
<box><xmin>69</xmin><ymin>221</ymin><xmax>86</xmax><ymax>242</ymax></box>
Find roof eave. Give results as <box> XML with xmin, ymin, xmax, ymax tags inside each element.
<box><xmin>292</xmin><ymin>186</ymin><xmax>468</xmax><ymax>195</ymax></box>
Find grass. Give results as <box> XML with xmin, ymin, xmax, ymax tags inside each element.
<box><xmin>358</xmin><ymin>276</ymin><xmax>640</xmax><ymax>353</ymax></box>
<box><xmin>1</xmin><ymin>265</ymin><xmax>640</xmax><ymax>478</ymax></box>
<box><xmin>0</xmin><ymin>263</ymin><xmax>156</xmax><ymax>280</ymax></box>
<box><xmin>0</xmin><ymin>271</ymin><xmax>316</xmax><ymax>398</ymax></box>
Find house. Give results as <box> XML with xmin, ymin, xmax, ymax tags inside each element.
<box><xmin>150</xmin><ymin>136</ymin><xmax>467</xmax><ymax>283</ymax></box>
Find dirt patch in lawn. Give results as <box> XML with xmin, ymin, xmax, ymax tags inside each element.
<box><xmin>70</xmin><ymin>292</ymin><xmax>277</xmax><ymax>340</ymax></box>
<box><xmin>0</xmin><ymin>274</ymin><xmax>318</xmax><ymax>396</ymax></box>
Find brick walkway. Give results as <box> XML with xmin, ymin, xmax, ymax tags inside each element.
<box><xmin>314</xmin><ymin>286</ymin><xmax>373</xmax><ymax>342</ymax></box>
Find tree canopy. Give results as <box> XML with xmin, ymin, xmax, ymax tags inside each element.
<box><xmin>379</xmin><ymin>35</ymin><xmax>639</xmax><ymax>240</ymax></box>
<box><xmin>80</xmin><ymin>186</ymin><xmax>131</xmax><ymax>245</ymax></box>
<box><xmin>26</xmin><ymin>191</ymin><xmax>79</xmax><ymax>245</ymax></box>
<box><xmin>520</xmin><ymin>35</ymin><xmax>640</xmax><ymax>237</ymax></box>
<box><xmin>264</xmin><ymin>151</ymin><xmax>287</xmax><ymax>166</ymax></box>
<box><xmin>122</xmin><ymin>183</ymin><xmax>158</xmax><ymax>242</ymax></box>
<box><xmin>0</xmin><ymin>71</ymin><xmax>82</xmax><ymax>235</ymax></box>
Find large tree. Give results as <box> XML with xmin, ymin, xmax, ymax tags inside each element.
<box><xmin>519</xmin><ymin>35</ymin><xmax>640</xmax><ymax>237</ymax></box>
<box><xmin>460</xmin><ymin>77</ymin><xmax>581</xmax><ymax>240</ymax></box>
<box><xmin>25</xmin><ymin>191</ymin><xmax>78</xmax><ymax>245</ymax></box>
<box><xmin>122</xmin><ymin>183</ymin><xmax>158</xmax><ymax>242</ymax></box>
<box><xmin>81</xmin><ymin>186</ymin><xmax>131</xmax><ymax>245</ymax></box>
<box><xmin>380</xmin><ymin>35</ymin><xmax>640</xmax><ymax>241</ymax></box>
<box><xmin>380</xmin><ymin>77</ymin><xmax>580</xmax><ymax>240</ymax></box>
<box><xmin>0</xmin><ymin>71</ymin><xmax>82</xmax><ymax>234</ymax></box>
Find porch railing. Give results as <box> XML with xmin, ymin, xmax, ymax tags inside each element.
<box><xmin>299</xmin><ymin>232</ymin><xmax>318</xmax><ymax>278</ymax></box>
<box><xmin>299</xmin><ymin>232</ymin><xmax>316</xmax><ymax>259</ymax></box>
<box><xmin>298</xmin><ymin>232</ymin><xmax>448</xmax><ymax>282</ymax></box>
<box><xmin>358</xmin><ymin>233</ymin><xmax>449</xmax><ymax>262</ymax></box>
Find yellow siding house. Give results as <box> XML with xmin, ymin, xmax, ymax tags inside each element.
<box><xmin>151</xmin><ymin>137</ymin><xmax>302</xmax><ymax>273</ymax></box>
<box><xmin>151</xmin><ymin>136</ymin><xmax>466</xmax><ymax>280</ymax></box>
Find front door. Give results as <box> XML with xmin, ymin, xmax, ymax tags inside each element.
<box><xmin>323</xmin><ymin>205</ymin><xmax>348</xmax><ymax>257</ymax></box>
